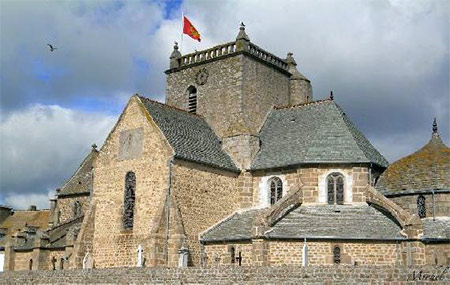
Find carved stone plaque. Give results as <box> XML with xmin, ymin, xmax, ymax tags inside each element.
<box><xmin>118</xmin><ymin>127</ymin><xmax>143</xmax><ymax>160</ymax></box>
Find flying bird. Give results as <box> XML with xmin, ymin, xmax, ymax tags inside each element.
<box><xmin>47</xmin><ymin>44</ymin><xmax>58</xmax><ymax>52</ymax></box>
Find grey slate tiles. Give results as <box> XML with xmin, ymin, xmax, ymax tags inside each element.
<box><xmin>139</xmin><ymin>96</ymin><xmax>239</xmax><ymax>172</ymax></box>
<box><xmin>251</xmin><ymin>100</ymin><xmax>388</xmax><ymax>170</ymax></box>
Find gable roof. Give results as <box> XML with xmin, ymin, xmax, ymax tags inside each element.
<box><xmin>58</xmin><ymin>149</ymin><xmax>98</xmax><ymax>197</ymax></box>
<box><xmin>251</xmin><ymin>100</ymin><xmax>388</xmax><ymax>170</ymax></box>
<box><xmin>138</xmin><ymin>96</ymin><xmax>239</xmax><ymax>172</ymax></box>
<box><xmin>201</xmin><ymin>204</ymin><xmax>405</xmax><ymax>242</ymax></box>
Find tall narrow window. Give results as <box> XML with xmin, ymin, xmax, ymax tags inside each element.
<box><xmin>417</xmin><ymin>195</ymin><xmax>426</xmax><ymax>218</ymax></box>
<box><xmin>269</xmin><ymin>177</ymin><xmax>283</xmax><ymax>205</ymax></box>
<box><xmin>187</xmin><ymin>86</ymin><xmax>197</xmax><ymax>114</ymax></box>
<box><xmin>230</xmin><ymin>246</ymin><xmax>236</xmax><ymax>264</ymax></box>
<box><xmin>74</xmin><ymin>201</ymin><xmax>81</xmax><ymax>217</ymax></box>
<box><xmin>333</xmin><ymin>246</ymin><xmax>341</xmax><ymax>264</ymax></box>
<box><xmin>123</xmin><ymin>171</ymin><xmax>136</xmax><ymax>229</ymax></box>
<box><xmin>327</xmin><ymin>173</ymin><xmax>345</xmax><ymax>205</ymax></box>
<box><xmin>29</xmin><ymin>259</ymin><xmax>33</xmax><ymax>270</ymax></box>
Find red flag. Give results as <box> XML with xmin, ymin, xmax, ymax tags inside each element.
<box><xmin>183</xmin><ymin>16</ymin><xmax>201</xmax><ymax>42</ymax></box>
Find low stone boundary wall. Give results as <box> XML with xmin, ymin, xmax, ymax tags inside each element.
<box><xmin>1</xmin><ymin>266</ymin><xmax>449</xmax><ymax>284</ymax></box>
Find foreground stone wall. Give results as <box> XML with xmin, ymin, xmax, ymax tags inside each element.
<box><xmin>1</xmin><ymin>266</ymin><xmax>449</xmax><ymax>284</ymax></box>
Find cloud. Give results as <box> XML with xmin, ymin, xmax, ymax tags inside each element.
<box><xmin>0</xmin><ymin>104</ymin><xmax>115</xmax><ymax>209</ymax></box>
<box><xmin>0</xmin><ymin>0</ymin><xmax>448</xmax><ymax>207</ymax></box>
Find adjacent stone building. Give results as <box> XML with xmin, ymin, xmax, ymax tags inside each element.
<box><xmin>2</xmin><ymin>24</ymin><xmax>449</xmax><ymax>271</ymax></box>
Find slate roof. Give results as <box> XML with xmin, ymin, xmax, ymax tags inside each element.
<box><xmin>201</xmin><ymin>210</ymin><xmax>259</xmax><ymax>242</ymax></box>
<box><xmin>376</xmin><ymin>131</ymin><xmax>450</xmax><ymax>194</ymax></box>
<box><xmin>139</xmin><ymin>96</ymin><xmax>239</xmax><ymax>172</ymax></box>
<box><xmin>422</xmin><ymin>218</ymin><xmax>450</xmax><ymax>240</ymax></box>
<box><xmin>0</xmin><ymin>210</ymin><xmax>50</xmax><ymax>236</ymax></box>
<box><xmin>58</xmin><ymin>149</ymin><xmax>98</xmax><ymax>196</ymax></box>
<box><xmin>251</xmin><ymin>100</ymin><xmax>388</xmax><ymax>170</ymax></box>
<box><xmin>201</xmin><ymin>204</ymin><xmax>405</xmax><ymax>242</ymax></box>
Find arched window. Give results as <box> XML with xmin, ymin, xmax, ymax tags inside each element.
<box><xmin>73</xmin><ymin>201</ymin><xmax>81</xmax><ymax>217</ymax></box>
<box><xmin>269</xmin><ymin>177</ymin><xmax>283</xmax><ymax>205</ymax></box>
<box><xmin>123</xmin><ymin>171</ymin><xmax>136</xmax><ymax>229</ymax></box>
<box><xmin>417</xmin><ymin>195</ymin><xmax>426</xmax><ymax>218</ymax></box>
<box><xmin>327</xmin><ymin>173</ymin><xmax>344</xmax><ymax>205</ymax></box>
<box><xmin>230</xmin><ymin>246</ymin><xmax>236</xmax><ymax>264</ymax></box>
<box><xmin>333</xmin><ymin>246</ymin><xmax>341</xmax><ymax>264</ymax></box>
<box><xmin>29</xmin><ymin>259</ymin><xmax>33</xmax><ymax>270</ymax></box>
<box><xmin>187</xmin><ymin>86</ymin><xmax>197</xmax><ymax>114</ymax></box>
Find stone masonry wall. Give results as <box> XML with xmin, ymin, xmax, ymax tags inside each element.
<box><xmin>171</xmin><ymin>160</ymin><xmax>240</xmax><ymax>266</ymax></box>
<box><xmin>2</xmin><ymin>266</ymin><xmax>449</xmax><ymax>284</ymax></box>
<box><xmin>241</xmin><ymin>56</ymin><xmax>290</xmax><ymax>135</ymax></box>
<box><xmin>92</xmin><ymin>97</ymin><xmax>173</xmax><ymax>268</ymax></box>
<box><xmin>166</xmin><ymin>55</ymin><xmax>244</xmax><ymax>138</ymax></box>
<box><xmin>205</xmin><ymin>240</ymin><xmax>398</xmax><ymax>267</ymax></box>
<box><xmin>166</xmin><ymin>54</ymin><xmax>290</xmax><ymax>138</ymax></box>
<box><xmin>390</xmin><ymin>193</ymin><xmax>450</xmax><ymax>218</ymax></box>
<box><xmin>55</xmin><ymin>196</ymin><xmax>89</xmax><ymax>225</ymax></box>
<box><xmin>424</xmin><ymin>243</ymin><xmax>450</xmax><ymax>266</ymax></box>
<box><xmin>252</xmin><ymin>164</ymin><xmax>370</xmax><ymax>207</ymax></box>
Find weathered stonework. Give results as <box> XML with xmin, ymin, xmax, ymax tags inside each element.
<box><xmin>91</xmin><ymin>97</ymin><xmax>173</xmax><ymax>268</ymax></box>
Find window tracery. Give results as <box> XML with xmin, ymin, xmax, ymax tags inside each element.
<box><xmin>269</xmin><ymin>177</ymin><xmax>283</xmax><ymax>205</ymax></box>
<box><xmin>123</xmin><ymin>171</ymin><xmax>136</xmax><ymax>229</ymax></box>
<box><xmin>327</xmin><ymin>173</ymin><xmax>344</xmax><ymax>205</ymax></box>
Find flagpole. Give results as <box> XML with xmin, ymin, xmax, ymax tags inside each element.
<box><xmin>180</xmin><ymin>12</ymin><xmax>184</xmax><ymax>54</ymax></box>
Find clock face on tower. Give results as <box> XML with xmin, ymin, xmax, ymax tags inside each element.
<box><xmin>195</xmin><ymin>68</ymin><xmax>208</xmax><ymax>85</ymax></box>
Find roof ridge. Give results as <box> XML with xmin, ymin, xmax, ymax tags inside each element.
<box><xmin>273</xmin><ymin>98</ymin><xmax>333</xmax><ymax>110</ymax></box>
<box><xmin>334</xmin><ymin>103</ymin><xmax>389</xmax><ymax>167</ymax></box>
<box><xmin>137</xmin><ymin>95</ymin><xmax>204</xmax><ymax>118</ymax></box>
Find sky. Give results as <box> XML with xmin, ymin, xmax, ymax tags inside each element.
<box><xmin>0</xmin><ymin>0</ymin><xmax>449</xmax><ymax>210</ymax></box>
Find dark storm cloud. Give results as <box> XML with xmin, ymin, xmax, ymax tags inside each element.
<box><xmin>0</xmin><ymin>0</ymin><xmax>448</xmax><ymax>208</ymax></box>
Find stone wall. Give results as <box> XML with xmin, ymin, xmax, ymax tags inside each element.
<box><xmin>205</xmin><ymin>240</ymin><xmax>399</xmax><ymax>267</ymax></box>
<box><xmin>389</xmin><ymin>193</ymin><xmax>450</xmax><ymax>218</ymax></box>
<box><xmin>2</xmin><ymin>266</ymin><xmax>449</xmax><ymax>284</ymax></box>
<box><xmin>252</xmin><ymin>164</ymin><xmax>370</xmax><ymax>207</ymax></box>
<box><xmin>91</xmin><ymin>97</ymin><xmax>173</xmax><ymax>268</ymax></box>
<box><xmin>241</xmin><ymin>56</ymin><xmax>290</xmax><ymax>135</ymax></box>
<box><xmin>166</xmin><ymin>55</ymin><xmax>244</xmax><ymax>138</ymax></box>
<box><xmin>171</xmin><ymin>160</ymin><xmax>240</xmax><ymax>266</ymax></box>
<box><xmin>166</xmin><ymin>53</ymin><xmax>290</xmax><ymax>138</ymax></box>
<box><xmin>55</xmin><ymin>196</ymin><xmax>89</xmax><ymax>225</ymax></box>
<box><xmin>424</xmin><ymin>243</ymin><xmax>450</xmax><ymax>266</ymax></box>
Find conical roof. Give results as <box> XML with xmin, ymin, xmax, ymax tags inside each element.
<box><xmin>376</xmin><ymin>120</ymin><xmax>450</xmax><ymax>194</ymax></box>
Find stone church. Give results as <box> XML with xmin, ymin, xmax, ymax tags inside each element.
<box><xmin>1</xmin><ymin>24</ymin><xmax>449</xmax><ymax>271</ymax></box>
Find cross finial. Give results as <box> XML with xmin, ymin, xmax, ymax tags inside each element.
<box><xmin>330</xmin><ymin>91</ymin><xmax>334</xmax><ymax>100</ymax></box>
<box><xmin>432</xmin><ymin>117</ymin><xmax>438</xmax><ymax>134</ymax></box>
<box><xmin>240</xmin><ymin>22</ymin><xmax>245</xmax><ymax>29</ymax></box>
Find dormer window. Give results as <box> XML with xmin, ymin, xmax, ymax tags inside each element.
<box><xmin>269</xmin><ymin>177</ymin><xmax>283</xmax><ymax>205</ymax></box>
<box><xmin>327</xmin><ymin>173</ymin><xmax>344</xmax><ymax>205</ymax></box>
<box><xmin>187</xmin><ymin>86</ymin><xmax>197</xmax><ymax>113</ymax></box>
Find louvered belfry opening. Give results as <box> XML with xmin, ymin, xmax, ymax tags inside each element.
<box><xmin>187</xmin><ymin>85</ymin><xmax>197</xmax><ymax>114</ymax></box>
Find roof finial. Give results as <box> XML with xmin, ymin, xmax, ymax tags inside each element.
<box><xmin>236</xmin><ymin>22</ymin><xmax>250</xmax><ymax>41</ymax></box>
<box><xmin>285</xmin><ymin>52</ymin><xmax>297</xmax><ymax>66</ymax></box>
<box><xmin>432</xmin><ymin>117</ymin><xmax>438</xmax><ymax>134</ymax></box>
<box><xmin>91</xmin><ymin>143</ymin><xmax>97</xmax><ymax>151</ymax></box>
<box><xmin>330</xmin><ymin>91</ymin><xmax>334</xmax><ymax>100</ymax></box>
<box><xmin>169</xmin><ymin>41</ymin><xmax>182</xmax><ymax>69</ymax></box>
